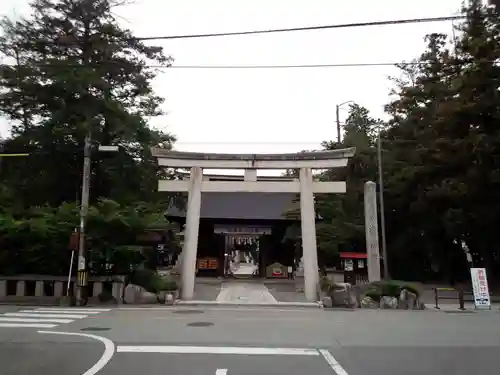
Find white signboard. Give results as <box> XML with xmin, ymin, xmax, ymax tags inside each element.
<box><xmin>364</xmin><ymin>181</ymin><xmax>381</xmax><ymax>282</ymax></box>
<box><xmin>470</xmin><ymin>268</ymin><xmax>491</xmax><ymax>309</ymax></box>
<box><xmin>77</xmin><ymin>255</ymin><xmax>86</xmax><ymax>271</ymax></box>
<box><xmin>344</xmin><ymin>259</ymin><xmax>354</xmax><ymax>272</ymax></box>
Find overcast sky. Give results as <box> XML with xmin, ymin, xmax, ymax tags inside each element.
<box><xmin>1</xmin><ymin>0</ymin><xmax>466</xmax><ymax>164</ymax></box>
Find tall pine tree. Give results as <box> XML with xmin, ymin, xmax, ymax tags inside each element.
<box><xmin>0</xmin><ymin>0</ymin><xmax>175</xmax><ymax>206</ymax></box>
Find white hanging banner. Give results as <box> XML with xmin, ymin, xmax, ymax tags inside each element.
<box><xmin>470</xmin><ymin>268</ymin><xmax>491</xmax><ymax>309</ymax></box>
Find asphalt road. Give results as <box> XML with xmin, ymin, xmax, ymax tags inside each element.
<box><xmin>1</xmin><ymin>305</ymin><xmax>500</xmax><ymax>375</ymax></box>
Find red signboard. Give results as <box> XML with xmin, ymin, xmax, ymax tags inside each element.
<box><xmin>68</xmin><ymin>231</ymin><xmax>79</xmax><ymax>251</ymax></box>
<box><xmin>339</xmin><ymin>252</ymin><xmax>367</xmax><ymax>259</ymax></box>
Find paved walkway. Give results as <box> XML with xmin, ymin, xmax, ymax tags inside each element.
<box><xmin>216</xmin><ymin>282</ymin><xmax>278</xmax><ymax>304</ymax></box>
<box><xmin>231</xmin><ymin>262</ymin><xmax>258</xmax><ymax>276</ymax></box>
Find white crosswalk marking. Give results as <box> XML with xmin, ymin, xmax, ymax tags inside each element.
<box><xmin>5</xmin><ymin>312</ymin><xmax>88</xmax><ymax>319</ymax></box>
<box><xmin>0</xmin><ymin>307</ymin><xmax>110</xmax><ymax>330</ymax></box>
<box><xmin>0</xmin><ymin>323</ymin><xmax>57</xmax><ymax>328</ymax></box>
<box><xmin>34</xmin><ymin>308</ymin><xmax>111</xmax><ymax>312</ymax></box>
<box><xmin>0</xmin><ymin>317</ymin><xmax>73</xmax><ymax>323</ymax></box>
<box><xmin>31</xmin><ymin>309</ymin><xmax>108</xmax><ymax>314</ymax></box>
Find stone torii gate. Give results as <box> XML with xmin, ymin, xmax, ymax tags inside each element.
<box><xmin>152</xmin><ymin>148</ymin><xmax>356</xmax><ymax>302</ymax></box>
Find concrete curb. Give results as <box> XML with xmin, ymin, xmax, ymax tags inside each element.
<box><xmin>175</xmin><ymin>300</ymin><xmax>323</xmax><ymax>308</ymax></box>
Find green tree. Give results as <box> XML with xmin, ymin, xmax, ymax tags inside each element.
<box><xmin>315</xmin><ymin>104</ymin><xmax>379</xmax><ymax>258</ymax></box>
<box><xmin>382</xmin><ymin>0</ymin><xmax>500</xmax><ymax>281</ymax></box>
<box><xmin>0</xmin><ymin>0</ymin><xmax>175</xmax><ymax>207</ymax></box>
<box><xmin>0</xmin><ymin>199</ymin><xmax>174</xmax><ymax>275</ymax></box>
<box><xmin>284</xmin><ymin>104</ymin><xmax>380</xmax><ymax>270</ymax></box>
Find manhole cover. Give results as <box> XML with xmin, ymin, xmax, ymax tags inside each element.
<box><xmin>80</xmin><ymin>327</ymin><xmax>111</xmax><ymax>331</ymax></box>
<box><xmin>172</xmin><ymin>310</ymin><xmax>204</xmax><ymax>315</ymax></box>
<box><xmin>187</xmin><ymin>322</ymin><xmax>214</xmax><ymax>327</ymax></box>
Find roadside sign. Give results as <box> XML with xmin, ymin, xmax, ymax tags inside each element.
<box><xmin>68</xmin><ymin>230</ymin><xmax>79</xmax><ymax>251</ymax></box>
<box><xmin>470</xmin><ymin>268</ymin><xmax>491</xmax><ymax>309</ymax></box>
<box><xmin>78</xmin><ymin>255</ymin><xmax>86</xmax><ymax>270</ymax></box>
<box><xmin>98</xmin><ymin>145</ymin><xmax>119</xmax><ymax>152</ymax></box>
<box><xmin>344</xmin><ymin>259</ymin><xmax>354</xmax><ymax>272</ymax></box>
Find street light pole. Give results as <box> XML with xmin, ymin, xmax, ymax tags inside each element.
<box><xmin>76</xmin><ymin>130</ymin><xmax>92</xmax><ymax>306</ymax></box>
<box><xmin>335</xmin><ymin>100</ymin><xmax>355</xmax><ymax>143</ymax></box>
<box><xmin>376</xmin><ymin>130</ymin><xmax>389</xmax><ymax>279</ymax></box>
<box><xmin>336</xmin><ymin>105</ymin><xmax>341</xmax><ymax>143</ymax></box>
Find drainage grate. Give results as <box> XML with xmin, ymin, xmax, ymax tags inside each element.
<box><xmin>187</xmin><ymin>322</ymin><xmax>214</xmax><ymax>327</ymax></box>
<box><xmin>172</xmin><ymin>310</ymin><xmax>204</xmax><ymax>315</ymax></box>
<box><xmin>80</xmin><ymin>327</ymin><xmax>111</xmax><ymax>331</ymax></box>
<box><xmin>444</xmin><ymin>310</ymin><xmax>476</xmax><ymax>314</ymax></box>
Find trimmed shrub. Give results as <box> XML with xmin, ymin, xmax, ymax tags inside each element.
<box><xmin>365</xmin><ymin>289</ymin><xmax>381</xmax><ymax>302</ymax></box>
<box><xmin>380</xmin><ymin>281</ymin><xmax>402</xmax><ymax>298</ymax></box>
<box><xmin>159</xmin><ymin>279</ymin><xmax>178</xmax><ymax>291</ymax></box>
<box><xmin>319</xmin><ymin>276</ymin><xmax>332</xmax><ymax>293</ymax></box>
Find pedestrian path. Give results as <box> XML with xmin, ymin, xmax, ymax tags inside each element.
<box><xmin>232</xmin><ymin>262</ymin><xmax>258</xmax><ymax>279</ymax></box>
<box><xmin>0</xmin><ymin>307</ymin><xmax>111</xmax><ymax>329</ymax></box>
<box><xmin>216</xmin><ymin>282</ymin><xmax>278</xmax><ymax>304</ymax></box>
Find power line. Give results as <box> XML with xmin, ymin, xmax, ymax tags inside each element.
<box><xmin>1</xmin><ymin>15</ymin><xmax>464</xmax><ymax>48</ymax></box>
<box><xmin>0</xmin><ymin>61</ymin><xmax>451</xmax><ymax>69</ymax></box>
<box><xmin>134</xmin><ymin>16</ymin><xmax>465</xmax><ymax>41</ymax></box>
<box><xmin>153</xmin><ymin>62</ymin><xmax>428</xmax><ymax>69</ymax></box>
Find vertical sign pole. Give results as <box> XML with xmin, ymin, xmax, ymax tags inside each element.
<box><xmin>67</xmin><ymin>250</ymin><xmax>75</xmax><ymax>296</ymax></box>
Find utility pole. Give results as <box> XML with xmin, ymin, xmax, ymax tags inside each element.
<box><xmin>377</xmin><ymin>130</ymin><xmax>389</xmax><ymax>279</ymax></box>
<box><xmin>76</xmin><ymin>130</ymin><xmax>91</xmax><ymax>306</ymax></box>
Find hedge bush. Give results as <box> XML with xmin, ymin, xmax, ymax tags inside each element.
<box><xmin>364</xmin><ymin>280</ymin><xmax>420</xmax><ymax>300</ymax></box>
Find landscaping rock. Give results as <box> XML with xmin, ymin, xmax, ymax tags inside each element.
<box><xmin>331</xmin><ymin>282</ymin><xmax>357</xmax><ymax>307</ymax></box>
<box><xmin>322</xmin><ymin>296</ymin><xmax>333</xmax><ymax>308</ymax></box>
<box><xmin>398</xmin><ymin>289</ymin><xmax>422</xmax><ymax>310</ymax></box>
<box><xmin>414</xmin><ymin>300</ymin><xmax>426</xmax><ymax>310</ymax></box>
<box><xmin>123</xmin><ymin>283</ymin><xmax>158</xmax><ymax>304</ymax></box>
<box><xmin>165</xmin><ymin>293</ymin><xmax>175</xmax><ymax>305</ymax></box>
<box><xmin>380</xmin><ymin>296</ymin><xmax>398</xmax><ymax>309</ymax></box>
<box><xmin>361</xmin><ymin>296</ymin><xmax>378</xmax><ymax>308</ymax></box>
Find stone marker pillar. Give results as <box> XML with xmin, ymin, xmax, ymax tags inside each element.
<box><xmin>16</xmin><ymin>280</ymin><xmax>25</xmax><ymax>297</ymax></box>
<box><xmin>0</xmin><ymin>280</ymin><xmax>6</xmax><ymax>297</ymax></box>
<box><xmin>35</xmin><ymin>281</ymin><xmax>44</xmax><ymax>297</ymax></box>
<box><xmin>364</xmin><ymin>181</ymin><xmax>381</xmax><ymax>282</ymax></box>
<box><xmin>93</xmin><ymin>281</ymin><xmax>103</xmax><ymax>297</ymax></box>
<box><xmin>300</xmin><ymin>167</ymin><xmax>319</xmax><ymax>301</ymax></box>
<box><xmin>181</xmin><ymin>166</ymin><xmax>203</xmax><ymax>300</ymax></box>
<box><xmin>54</xmin><ymin>281</ymin><xmax>64</xmax><ymax>297</ymax></box>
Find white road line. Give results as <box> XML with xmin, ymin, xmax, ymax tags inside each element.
<box><xmin>117</xmin><ymin>345</ymin><xmax>320</xmax><ymax>356</ymax></box>
<box><xmin>38</xmin><ymin>330</ymin><xmax>115</xmax><ymax>375</ymax></box>
<box><xmin>216</xmin><ymin>369</ymin><xmax>228</xmax><ymax>375</ymax></box>
<box><xmin>0</xmin><ymin>317</ymin><xmax>73</xmax><ymax>323</ymax></box>
<box><xmin>31</xmin><ymin>309</ymin><xmax>103</xmax><ymax>314</ymax></box>
<box><xmin>4</xmin><ymin>313</ymin><xmax>87</xmax><ymax>319</ymax></box>
<box><xmin>319</xmin><ymin>349</ymin><xmax>349</xmax><ymax>375</ymax></box>
<box><xmin>0</xmin><ymin>323</ymin><xmax>57</xmax><ymax>328</ymax></box>
<box><xmin>35</xmin><ymin>308</ymin><xmax>111</xmax><ymax>313</ymax></box>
